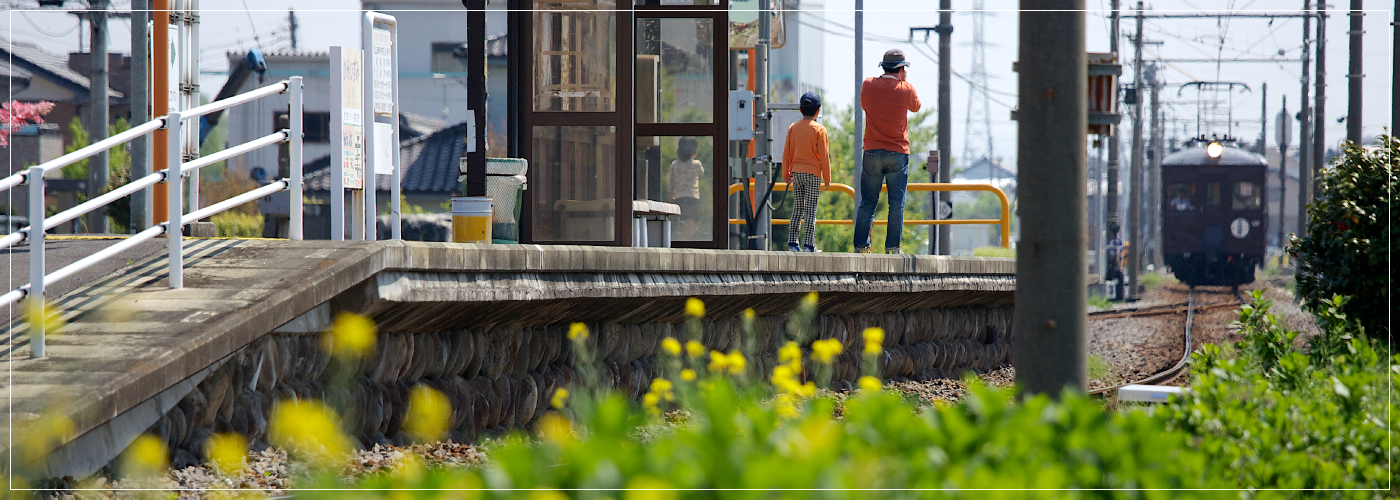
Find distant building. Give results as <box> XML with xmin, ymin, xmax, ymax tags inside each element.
<box><xmin>0</xmin><ymin>38</ymin><xmax>126</xmax><ymax>147</ymax></box>
<box><xmin>768</xmin><ymin>0</ymin><xmax>825</xmax><ymax>104</ymax></box>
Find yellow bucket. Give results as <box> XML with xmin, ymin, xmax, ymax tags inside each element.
<box><xmin>451</xmin><ymin>196</ymin><xmax>493</xmax><ymax>243</ymax></box>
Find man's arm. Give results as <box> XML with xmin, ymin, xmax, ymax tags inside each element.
<box><xmin>906</xmin><ymin>85</ymin><xmax>922</xmax><ymax>112</ymax></box>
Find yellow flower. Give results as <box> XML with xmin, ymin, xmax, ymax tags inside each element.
<box><xmin>858</xmin><ymin>375</ymin><xmax>883</xmax><ymax>392</ymax></box>
<box><xmin>743</xmin><ymin>308</ymin><xmax>756</xmax><ymax>321</ymax></box>
<box><xmin>796</xmin><ymin>382</ymin><xmax>817</xmax><ymax>398</ymax></box>
<box><xmin>551</xmin><ymin>388</ymin><xmax>569</xmax><ymax>409</ymax></box>
<box><xmin>122</xmin><ymin>434</ymin><xmax>168</xmax><ymax>477</ymax></box>
<box><xmin>650</xmin><ymin>377</ymin><xmax>673</xmax><ymax>394</ymax></box>
<box><xmin>774</xmin><ymin>394</ymin><xmax>800</xmax><ymax>419</ymax></box>
<box><xmin>863</xmin><ymin>327</ymin><xmax>885</xmax><ymax>356</ymax></box>
<box><xmin>685</xmin><ymin>340</ymin><xmax>706</xmax><ymax>358</ymax></box>
<box><xmin>778</xmin><ymin>341</ymin><xmax>802</xmax><ymax>369</ymax></box>
<box><xmin>205</xmin><ymin>432</ymin><xmax>248</xmax><ymax>476</ymax></box>
<box><xmin>404</xmin><ymin>385</ymin><xmax>451</xmax><ymax>442</ymax></box>
<box><xmin>568</xmin><ymin>322</ymin><xmax>589</xmax><ymax>341</ymax></box>
<box><xmin>725</xmin><ymin>350</ymin><xmax>747</xmax><ymax>375</ymax></box>
<box><xmin>802</xmin><ymin>291</ymin><xmax>819</xmax><ymax>308</ymax></box>
<box><xmin>18</xmin><ymin>408</ymin><xmax>74</xmax><ymax>463</ymax></box>
<box><xmin>707</xmin><ymin>350</ymin><xmax>730</xmax><ymax>373</ymax></box>
<box><xmin>771</xmin><ymin>365</ymin><xmax>801</xmax><ymax>394</ymax></box>
<box><xmin>661</xmin><ymin>337</ymin><xmax>682</xmax><ymax>356</ymax></box>
<box><xmin>642</xmin><ymin>392</ymin><xmax>661</xmax><ymax>408</ymax></box>
<box><xmin>684</xmin><ymin>297</ymin><xmax>705</xmax><ymax>317</ymax></box>
<box><xmin>811</xmin><ymin>338</ymin><xmax>843</xmax><ymax>364</ymax></box>
<box><xmin>680</xmin><ymin>369</ymin><xmax>697</xmax><ymax>381</ymax></box>
<box><xmin>321</xmin><ymin>312</ymin><xmax>376</xmax><ymax>360</ymax></box>
<box><xmin>268</xmin><ymin>399</ymin><xmax>352</xmax><ymax>463</ymax></box>
<box><xmin>537</xmin><ymin>413</ymin><xmax>573</xmax><ymax>445</ymax></box>
<box><xmin>26</xmin><ymin>299</ymin><xmax>65</xmax><ymax>336</ymax></box>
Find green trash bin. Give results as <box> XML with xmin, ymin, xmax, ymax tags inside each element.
<box><xmin>474</xmin><ymin>158</ymin><xmax>527</xmax><ymax>243</ymax></box>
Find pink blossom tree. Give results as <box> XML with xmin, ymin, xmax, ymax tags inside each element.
<box><xmin>1</xmin><ymin>100</ymin><xmax>56</xmax><ymax>148</ymax></box>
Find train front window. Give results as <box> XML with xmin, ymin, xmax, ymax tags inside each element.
<box><xmin>1232</xmin><ymin>181</ymin><xmax>1262</xmax><ymax>210</ymax></box>
<box><xmin>1168</xmin><ymin>183</ymin><xmax>1194</xmax><ymax>211</ymax></box>
<box><xmin>1205</xmin><ymin>182</ymin><xmax>1222</xmax><ymax>207</ymax></box>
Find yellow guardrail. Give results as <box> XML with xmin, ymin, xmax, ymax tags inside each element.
<box><xmin>728</xmin><ymin>181</ymin><xmax>1011</xmax><ymax>249</ymax></box>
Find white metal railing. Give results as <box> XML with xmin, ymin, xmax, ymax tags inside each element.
<box><xmin>1</xmin><ymin>77</ymin><xmax>305</xmax><ymax>359</ymax></box>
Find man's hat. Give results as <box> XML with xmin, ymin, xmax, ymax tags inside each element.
<box><xmin>799</xmin><ymin>92</ymin><xmax>821</xmax><ymax>108</ymax></box>
<box><xmin>880</xmin><ymin>49</ymin><xmax>910</xmax><ymax>70</ymax></box>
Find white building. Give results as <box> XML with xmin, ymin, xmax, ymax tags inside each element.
<box><xmin>769</xmin><ymin>0</ymin><xmax>825</xmax><ymax>104</ymax></box>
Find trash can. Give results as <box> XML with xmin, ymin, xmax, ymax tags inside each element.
<box><xmin>484</xmin><ymin>158</ymin><xmax>528</xmax><ymax>243</ymax></box>
<box><xmin>451</xmin><ymin>196</ymin><xmax>493</xmax><ymax>243</ymax></box>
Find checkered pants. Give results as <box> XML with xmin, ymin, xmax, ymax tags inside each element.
<box><xmin>787</xmin><ymin>172</ymin><xmax>821</xmax><ymax>249</ymax></box>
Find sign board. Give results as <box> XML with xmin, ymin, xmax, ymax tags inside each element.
<box><xmin>168</xmin><ymin>24</ymin><xmax>179</xmax><ymax>113</ymax></box>
<box><xmin>371</xmin><ymin>27</ymin><xmax>393</xmax><ymax>116</ymax></box>
<box><xmin>374</xmin><ymin>122</ymin><xmax>395</xmax><ymax>175</ymax></box>
<box><xmin>338</xmin><ymin>48</ymin><xmax>365</xmax><ymax>190</ymax></box>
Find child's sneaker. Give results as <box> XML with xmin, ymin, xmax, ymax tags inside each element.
<box><xmin>789</xmin><ymin>243</ymin><xmax>801</xmax><ymax>252</ymax></box>
<box><xmin>803</xmin><ymin>245</ymin><xmax>816</xmax><ymax>252</ymax></box>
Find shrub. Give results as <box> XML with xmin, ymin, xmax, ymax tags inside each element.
<box><xmin>212</xmin><ymin>212</ymin><xmax>263</xmax><ymax>238</ymax></box>
<box><xmin>972</xmin><ymin>245</ymin><xmax>1014</xmax><ymax>258</ymax></box>
<box><xmin>1289</xmin><ymin>135</ymin><xmax>1397</xmax><ymax>339</ymax></box>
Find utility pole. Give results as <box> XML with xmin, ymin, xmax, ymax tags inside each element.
<box><xmin>1345</xmin><ymin>0</ymin><xmax>1362</xmax><ymax>143</ymax></box>
<box><xmin>1015</xmin><ymin>0</ymin><xmax>1087</xmax><ymax>396</ymax></box>
<box><xmin>1312</xmin><ymin>7</ymin><xmax>1327</xmax><ymax>179</ymax></box>
<box><xmin>87</xmin><ymin>0</ymin><xmax>111</xmax><ymax>233</ymax></box>
<box><xmin>1296</xmin><ymin>0</ymin><xmax>1312</xmax><ymax>240</ymax></box>
<box><xmin>937</xmin><ymin>0</ymin><xmax>953</xmax><ymax>255</ymax></box>
<box><xmin>1104</xmin><ymin>0</ymin><xmax>1122</xmax><ymax>298</ymax></box>
<box><xmin>131</xmin><ymin>0</ymin><xmax>150</xmax><ymax>232</ymax></box>
<box><xmin>1127</xmin><ymin>1</ymin><xmax>1144</xmax><ymax>300</ymax></box>
<box><xmin>1148</xmin><ymin>65</ymin><xmax>1162</xmax><ymax>270</ymax></box>
<box><xmin>289</xmin><ymin>8</ymin><xmax>299</xmax><ymax>51</ymax></box>
<box><xmin>853</xmin><ymin>0</ymin><xmax>864</xmax><ymax>227</ymax></box>
<box><xmin>752</xmin><ymin>0</ymin><xmax>771</xmax><ymax>250</ymax></box>
<box><xmin>1259</xmin><ymin>83</ymin><xmax>1268</xmax><ymax>156</ymax></box>
<box><xmin>1276</xmin><ymin>96</ymin><xmax>1290</xmax><ymax>251</ymax></box>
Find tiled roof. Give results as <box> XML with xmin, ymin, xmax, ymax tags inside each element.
<box><xmin>0</xmin><ymin>38</ymin><xmax>124</xmax><ymax>99</ymax></box>
<box><xmin>304</xmin><ymin>121</ymin><xmax>466</xmax><ymax>194</ymax></box>
<box><xmin>0</xmin><ymin>58</ymin><xmax>32</xmax><ymax>80</ymax></box>
<box><xmin>399</xmin><ymin>111</ymin><xmax>446</xmax><ymax>139</ymax></box>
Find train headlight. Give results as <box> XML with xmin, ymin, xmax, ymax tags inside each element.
<box><xmin>1206</xmin><ymin>141</ymin><xmax>1224</xmax><ymax>159</ymax></box>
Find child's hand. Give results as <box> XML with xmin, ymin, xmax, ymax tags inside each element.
<box><xmin>822</xmin><ymin>181</ymin><xmax>831</xmax><ymax>191</ymax></box>
<box><xmin>783</xmin><ymin>172</ymin><xmax>793</xmax><ymax>183</ymax></box>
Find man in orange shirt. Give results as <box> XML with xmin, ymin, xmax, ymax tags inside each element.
<box><xmin>782</xmin><ymin>92</ymin><xmax>831</xmax><ymax>252</ymax></box>
<box><xmin>854</xmin><ymin>49</ymin><xmax>922</xmax><ymax>254</ymax></box>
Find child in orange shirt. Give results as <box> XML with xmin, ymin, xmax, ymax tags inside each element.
<box><xmin>782</xmin><ymin>92</ymin><xmax>832</xmax><ymax>252</ymax></box>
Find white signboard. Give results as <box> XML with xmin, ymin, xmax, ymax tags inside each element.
<box><xmin>168</xmin><ymin>24</ymin><xmax>179</xmax><ymax>113</ymax></box>
<box><xmin>374</xmin><ymin>122</ymin><xmax>395</xmax><ymax>175</ymax></box>
<box><xmin>372</xmin><ymin>27</ymin><xmax>394</xmax><ymax>116</ymax></box>
<box><xmin>339</xmin><ymin>49</ymin><xmax>365</xmax><ymax>190</ymax></box>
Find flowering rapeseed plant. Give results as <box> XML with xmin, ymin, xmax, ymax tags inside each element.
<box><xmin>550</xmin><ymin>388</ymin><xmax>569</xmax><ymax>409</ymax></box>
<box><xmin>404</xmin><ymin>385</ymin><xmax>451</xmax><ymax>442</ymax></box>
<box><xmin>684</xmin><ymin>340</ymin><xmax>705</xmax><ymax>358</ymax></box>
<box><xmin>204</xmin><ymin>432</ymin><xmax>248</xmax><ymax>476</ymax></box>
<box><xmin>321</xmin><ymin>312</ymin><xmax>375</xmax><ymax>360</ymax></box>
<box><xmin>567</xmin><ymin>322</ymin><xmax>589</xmax><ymax>341</ymax></box>
<box><xmin>268</xmin><ymin>399</ymin><xmax>352</xmax><ymax>465</ymax></box>
<box><xmin>120</xmin><ymin>434</ymin><xmax>167</xmax><ymax>478</ymax></box>
<box><xmin>862</xmin><ymin>326</ymin><xmax>884</xmax><ymax>355</ymax></box>
<box><xmin>811</xmin><ymin>338</ymin><xmax>842</xmax><ymax>364</ymax></box>
<box><xmin>660</xmin><ymin>337</ymin><xmax>681</xmax><ymax>356</ymax></box>
<box><xmin>683</xmin><ymin>297</ymin><xmax>705</xmax><ymax>317</ymax></box>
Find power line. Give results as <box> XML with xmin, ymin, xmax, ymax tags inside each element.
<box><xmin>18</xmin><ymin>11</ymin><xmax>81</xmax><ymax>37</ymax></box>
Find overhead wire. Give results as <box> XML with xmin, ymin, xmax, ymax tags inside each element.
<box><xmin>18</xmin><ymin>11</ymin><xmax>81</xmax><ymax>37</ymax></box>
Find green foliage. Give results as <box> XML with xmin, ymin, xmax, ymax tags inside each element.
<box><xmin>1138</xmin><ymin>271</ymin><xmax>1162</xmax><ymax>289</ymax></box>
<box><xmin>60</xmin><ymin>117</ymin><xmax>133</xmax><ymax>232</ymax></box>
<box><xmin>1288</xmin><ymin>135</ymin><xmax>1397</xmax><ymax>339</ymax></box>
<box><xmin>1087</xmin><ymin>294</ymin><xmax>1113</xmax><ymax>310</ymax></box>
<box><xmin>212</xmin><ymin>212</ymin><xmax>263</xmax><ymax>238</ymax></box>
<box><xmin>1164</xmin><ymin>292</ymin><xmax>1396</xmax><ymax>490</ymax></box>
<box><xmin>1086</xmin><ymin>354</ymin><xmax>1114</xmax><ymax>382</ymax></box>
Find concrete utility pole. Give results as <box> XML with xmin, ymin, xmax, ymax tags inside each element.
<box><xmin>1296</xmin><ymin>0</ymin><xmax>1312</xmax><ymax>240</ymax></box>
<box><xmin>1312</xmin><ymin>7</ymin><xmax>1327</xmax><ymax>178</ymax></box>
<box><xmin>1346</xmin><ymin>0</ymin><xmax>1362</xmax><ymax>143</ymax></box>
<box><xmin>853</xmin><ymin>0</ymin><xmax>864</xmax><ymax>220</ymax></box>
<box><xmin>1127</xmin><ymin>1</ymin><xmax>1144</xmax><ymax>299</ymax></box>
<box><xmin>87</xmin><ymin>0</ymin><xmax>111</xmax><ymax>233</ymax></box>
<box><xmin>289</xmin><ymin>8</ymin><xmax>299</xmax><ymax>51</ymax></box>
<box><xmin>1014</xmin><ymin>0</ymin><xmax>1087</xmax><ymax>396</ymax></box>
<box><xmin>752</xmin><ymin>0</ymin><xmax>771</xmax><ymax>250</ymax></box>
<box><xmin>131</xmin><ymin>0</ymin><xmax>151</xmax><ymax>232</ymax></box>
<box><xmin>1259</xmin><ymin>83</ymin><xmax>1268</xmax><ymax>156</ymax></box>
<box><xmin>937</xmin><ymin>0</ymin><xmax>953</xmax><ymax>255</ymax></box>
<box><xmin>1276</xmin><ymin>96</ymin><xmax>1290</xmax><ymax>250</ymax></box>
<box><xmin>1148</xmin><ymin>65</ymin><xmax>1162</xmax><ymax>269</ymax></box>
<box><xmin>1104</xmin><ymin>0</ymin><xmax>1122</xmax><ymax>296</ymax></box>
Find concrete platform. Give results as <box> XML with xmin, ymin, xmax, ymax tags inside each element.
<box><xmin>1</xmin><ymin>240</ymin><xmax>1014</xmax><ymax>478</ymax></box>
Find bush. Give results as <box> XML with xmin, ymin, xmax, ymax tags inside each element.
<box><xmin>1289</xmin><ymin>135</ymin><xmax>1397</xmax><ymax>339</ymax></box>
<box><xmin>972</xmin><ymin>245</ymin><xmax>1014</xmax><ymax>258</ymax></box>
<box><xmin>212</xmin><ymin>212</ymin><xmax>263</xmax><ymax>238</ymax></box>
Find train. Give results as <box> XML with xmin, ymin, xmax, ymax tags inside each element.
<box><xmin>1160</xmin><ymin>137</ymin><xmax>1267</xmax><ymax>288</ymax></box>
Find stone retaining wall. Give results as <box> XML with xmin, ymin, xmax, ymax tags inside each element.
<box><xmin>145</xmin><ymin>306</ymin><xmax>1013</xmax><ymax>468</ymax></box>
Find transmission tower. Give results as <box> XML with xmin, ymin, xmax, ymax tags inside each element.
<box><xmin>960</xmin><ymin>2</ymin><xmax>996</xmax><ymax>180</ymax></box>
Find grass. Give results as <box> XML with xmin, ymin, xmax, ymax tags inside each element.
<box><xmin>1087</xmin><ymin>295</ymin><xmax>1114</xmax><ymax>310</ymax></box>
<box><xmin>1139</xmin><ymin>271</ymin><xmax>1163</xmax><ymax>289</ymax></box>
<box><xmin>1087</xmin><ymin>354</ymin><xmax>1115</xmax><ymax>382</ymax></box>
<box><xmin>212</xmin><ymin>212</ymin><xmax>264</xmax><ymax>238</ymax></box>
<box><xmin>972</xmin><ymin>246</ymin><xmax>1015</xmax><ymax>258</ymax></box>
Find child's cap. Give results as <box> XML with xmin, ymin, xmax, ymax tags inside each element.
<box><xmin>800</xmin><ymin>92</ymin><xmax>821</xmax><ymax>109</ymax></box>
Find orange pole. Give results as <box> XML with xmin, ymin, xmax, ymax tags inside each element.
<box><xmin>152</xmin><ymin>0</ymin><xmax>169</xmax><ymax>224</ymax></box>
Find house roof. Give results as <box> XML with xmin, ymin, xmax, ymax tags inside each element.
<box><xmin>0</xmin><ymin>38</ymin><xmax>124</xmax><ymax>100</ymax></box>
<box><xmin>399</xmin><ymin>111</ymin><xmax>447</xmax><ymax>139</ymax></box>
<box><xmin>0</xmin><ymin>58</ymin><xmax>33</xmax><ymax>81</ymax></box>
<box><xmin>304</xmin><ymin>121</ymin><xmax>467</xmax><ymax>194</ymax></box>
<box><xmin>953</xmin><ymin>157</ymin><xmax>1016</xmax><ymax>181</ymax></box>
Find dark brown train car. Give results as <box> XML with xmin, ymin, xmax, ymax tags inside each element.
<box><xmin>1160</xmin><ymin>141</ymin><xmax>1268</xmax><ymax>287</ymax></box>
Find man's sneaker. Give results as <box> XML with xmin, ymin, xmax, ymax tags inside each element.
<box><xmin>802</xmin><ymin>245</ymin><xmax>816</xmax><ymax>252</ymax></box>
<box><xmin>886</xmin><ymin>247</ymin><xmax>902</xmax><ymax>255</ymax></box>
<box><xmin>855</xmin><ymin>247</ymin><xmax>871</xmax><ymax>254</ymax></box>
<box><xmin>789</xmin><ymin>243</ymin><xmax>801</xmax><ymax>252</ymax></box>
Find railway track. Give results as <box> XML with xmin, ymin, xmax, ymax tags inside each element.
<box><xmin>1089</xmin><ymin>288</ymin><xmax>1241</xmax><ymax>396</ymax></box>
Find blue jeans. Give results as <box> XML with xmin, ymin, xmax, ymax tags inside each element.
<box><xmin>854</xmin><ymin>149</ymin><xmax>909</xmax><ymax>250</ymax></box>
